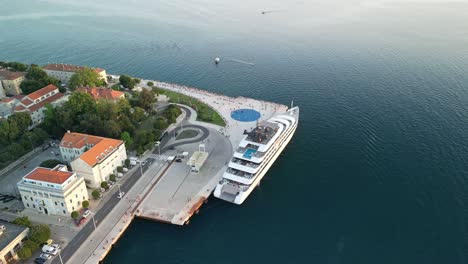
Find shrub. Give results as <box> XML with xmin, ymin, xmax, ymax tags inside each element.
<box><xmin>12</xmin><ymin>216</ymin><xmax>32</xmax><ymax>228</ymax></box>
<box><xmin>82</xmin><ymin>200</ymin><xmax>89</xmax><ymax>208</ymax></box>
<box><xmin>109</xmin><ymin>174</ymin><xmax>116</xmax><ymax>182</ymax></box>
<box><xmin>101</xmin><ymin>181</ymin><xmax>109</xmax><ymax>190</ymax></box>
<box><xmin>117</xmin><ymin>166</ymin><xmax>123</xmax><ymax>173</ymax></box>
<box><xmin>23</xmin><ymin>240</ymin><xmax>38</xmax><ymax>250</ymax></box>
<box><xmin>147</xmin><ymin>81</ymin><xmax>154</xmax><ymax>87</ymax></box>
<box><xmin>92</xmin><ymin>189</ymin><xmax>100</xmax><ymax>200</ymax></box>
<box><xmin>71</xmin><ymin>211</ymin><xmax>79</xmax><ymax>219</ymax></box>
<box><xmin>17</xmin><ymin>246</ymin><xmax>32</xmax><ymax>259</ymax></box>
<box><xmin>124</xmin><ymin>159</ymin><xmax>130</xmax><ymax>167</ymax></box>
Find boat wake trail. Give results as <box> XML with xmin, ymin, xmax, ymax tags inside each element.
<box><xmin>226</xmin><ymin>58</ymin><xmax>255</xmax><ymax>66</ymax></box>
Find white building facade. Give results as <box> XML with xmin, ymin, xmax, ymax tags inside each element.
<box><xmin>13</xmin><ymin>84</ymin><xmax>67</xmax><ymax>128</ymax></box>
<box><xmin>17</xmin><ymin>165</ymin><xmax>89</xmax><ymax>216</ymax></box>
<box><xmin>60</xmin><ymin>132</ymin><xmax>127</xmax><ymax>188</ymax></box>
<box><xmin>42</xmin><ymin>64</ymin><xmax>107</xmax><ymax>84</ymax></box>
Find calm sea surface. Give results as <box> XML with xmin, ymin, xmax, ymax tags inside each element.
<box><xmin>2</xmin><ymin>0</ymin><xmax>468</xmax><ymax>263</ymax></box>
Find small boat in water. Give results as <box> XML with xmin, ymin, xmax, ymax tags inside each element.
<box><xmin>214</xmin><ymin>57</ymin><xmax>220</xmax><ymax>64</ymax></box>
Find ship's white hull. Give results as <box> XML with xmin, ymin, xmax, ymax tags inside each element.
<box><xmin>214</xmin><ymin>121</ymin><xmax>298</xmax><ymax>204</ymax></box>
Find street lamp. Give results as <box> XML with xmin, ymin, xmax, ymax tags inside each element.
<box><xmin>57</xmin><ymin>250</ymin><xmax>64</xmax><ymax>264</ymax></box>
<box><xmin>89</xmin><ymin>211</ymin><xmax>97</xmax><ymax>230</ymax></box>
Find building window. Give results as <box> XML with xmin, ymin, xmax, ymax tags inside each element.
<box><xmin>63</xmin><ymin>210</ymin><xmax>66</xmax><ymax>214</ymax></box>
<box><xmin>33</xmin><ymin>204</ymin><xmax>36</xmax><ymax>209</ymax></box>
<box><xmin>30</xmin><ymin>197</ymin><xmax>33</xmax><ymax>201</ymax></box>
<box><xmin>26</xmin><ymin>203</ymin><xmax>29</xmax><ymax>207</ymax></box>
<box><xmin>77</xmin><ymin>201</ymin><xmax>80</xmax><ymax>206</ymax></box>
<box><xmin>55</xmin><ymin>201</ymin><xmax>57</xmax><ymax>206</ymax></box>
<box><xmin>70</xmin><ymin>199</ymin><xmax>72</xmax><ymax>203</ymax></box>
<box><xmin>75</xmin><ymin>194</ymin><xmax>78</xmax><ymax>198</ymax></box>
<box><xmin>61</xmin><ymin>202</ymin><xmax>64</xmax><ymax>207</ymax></box>
<box><xmin>72</xmin><ymin>206</ymin><xmax>74</xmax><ymax>211</ymax></box>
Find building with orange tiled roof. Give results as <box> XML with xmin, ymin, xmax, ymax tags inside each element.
<box><xmin>13</xmin><ymin>84</ymin><xmax>68</xmax><ymax>128</ymax></box>
<box><xmin>60</xmin><ymin>132</ymin><xmax>127</xmax><ymax>188</ymax></box>
<box><xmin>42</xmin><ymin>64</ymin><xmax>107</xmax><ymax>84</ymax></box>
<box><xmin>0</xmin><ymin>69</ymin><xmax>25</xmax><ymax>96</ymax></box>
<box><xmin>75</xmin><ymin>87</ymin><xmax>125</xmax><ymax>101</ymax></box>
<box><xmin>17</xmin><ymin>164</ymin><xmax>89</xmax><ymax>216</ymax></box>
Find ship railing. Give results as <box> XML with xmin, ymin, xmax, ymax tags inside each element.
<box><xmin>226</xmin><ymin>167</ymin><xmax>254</xmax><ymax>179</ymax></box>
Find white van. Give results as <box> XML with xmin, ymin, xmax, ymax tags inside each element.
<box><xmin>42</xmin><ymin>245</ymin><xmax>58</xmax><ymax>255</ymax></box>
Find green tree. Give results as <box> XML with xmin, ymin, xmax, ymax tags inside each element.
<box><xmin>12</xmin><ymin>216</ymin><xmax>32</xmax><ymax>228</ymax></box>
<box><xmin>120</xmin><ymin>131</ymin><xmax>133</xmax><ymax>148</ymax></box>
<box><xmin>69</xmin><ymin>67</ymin><xmax>105</xmax><ymax>90</ymax></box>
<box><xmin>26</xmin><ymin>65</ymin><xmax>48</xmax><ymax>80</ymax></box>
<box><xmin>138</xmin><ymin>89</ymin><xmax>155</xmax><ymax>110</ymax></box>
<box><xmin>17</xmin><ymin>246</ymin><xmax>32</xmax><ymax>259</ymax></box>
<box><xmin>147</xmin><ymin>81</ymin><xmax>154</xmax><ymax>87</ymax></box>
<box><xmin>153</xmin><ymin>118</ymin><xmax>168</xmax><ymax>130</ymax></box>
<box><xmin>9</xmin><ymin>112</ymin><xmax>32</xmax><ymax>134</ymax></box>
<box><xmin>6</xmin><ymin>62</ymin><xmax>27</xmax><ymax>72</ymax></box>
<box><xmin>82</xmin><ymin>200</ymin><xmax>89</xmax><ymax>208</ymax></box>
<box><xmin>117</xmin><ymin>166</ymin><xmax>123</xmax><ymax>173</ymax></box>
<box><xmin>29</xmin><ymin>224</ymin><xmax>51</xmax><ymax>244</ymax></box>
<box><xmin>39</xmin><ymin>159</ymin><xmax>62</xmax><ymax>168</ymax></box>
<box><xmin>132</xmin><ymin>107</ymin><xmax>146</xmax><ymax>123</ymax></box>
<box><xmin>119</xmin><ymin>75</ymin><xmax>137</xmax><ymax>89</ymax></box>
<box><xmin>21</xmin><ymin>65</ymin><xmax>60</xmax><ymax>94</ymax></box>
<box><xmin>109</xmin><ymin>174</ymin><xmax>116</xmax><ymax>182</ymax></box>
<box><xmin>65</xmin><ymin>92</ymin><xmax>96</xmax><ymax>120</ymax></box>
<box><xmin>92</xmin><ymin>189</ymin><xmax>101</xmax><ymax>200</ymax></box>
<box><xmin>23</xmin><ymin>240</ymin><xmax>38</xmax><ymax>250</ymax></box>
<box><xmin>71</xmin><ymin>211</ymin><xmax>79</xmax><ymax>220</ymax></box>
<box><xmin>101</xmin><ymin>181</ymin><xmax>109</xmax><ymax>190</ymax></box>
<box><xmin>124</xmin><ymin>159</ymin><xmax>130</xmax><ymax>167</ymax></box>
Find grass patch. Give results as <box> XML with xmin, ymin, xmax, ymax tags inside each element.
<box><xmin>176</xmin><ymin>129</ymin><xmax>199</xmax><ymax>140</ymax></box>
<box><xmin>153</xmin><ymin>87</ymin><xmax>226</xmax><ymax>127</ymax></box>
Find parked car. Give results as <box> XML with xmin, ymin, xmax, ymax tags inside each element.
<box><xmin>34</xmin><ymin>257</ymin><xmax>46</xmax><ymax>264</ymax></box>
<box><xmin>40</xmin><ymin>253</ymin><xmax>52</xmax><ymax>260</ymax></box>
<box><xmin>141</xmin><ymin>161</ymin><xmax>147</xmax><ymax>166</ymax></box>
<box><xmin>117</xmin><ymin>192</ymin><xmax>125</xmax><ymax>199</ymax></box>
<box><xmin>175</xmin><ymin>158</ymin><xmax>182</xmax><ymax>163</ymax></box>
<box><xmin>154</xmin><ymin>141</ymin><xmax>161</xmax><ymax>147</ymax></box>
<box><xmin>75</xmin><ymin>217</ymin><xmax>86</xmax><ymax>227</ymax></box>
<box><xmin>82</xmin><ymin>209</ymin><xmax>91</xmax><ymax>218</ymax></box>
<box><xmin>51</xmin><ymin>243</ymin><xmax>61</xmax><ymax>250</ymax></box>
<box><xmin>42</xmin><ymin>245</ymin><xmax>57</xmax><ymax>255</ymax></box>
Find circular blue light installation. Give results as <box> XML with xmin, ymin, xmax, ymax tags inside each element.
<box><xmin>231</xmin><ymin>109</ymin><xmax>261</xmax><ymax>122</ymax></box>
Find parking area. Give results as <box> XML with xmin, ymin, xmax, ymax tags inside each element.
<box><xmin>0</xmin><ymin>143</ymin><xmax>61</xmax><ymax>196</ymax></box>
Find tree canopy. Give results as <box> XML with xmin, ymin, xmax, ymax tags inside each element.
<box><xmin>119</xmin><ymin>75</ymin><xmax>139</xmax><ymax>89</ymax></box>
<box><xmin>0</xmin><ymin>61</ymin><xmax>27</xmax><ymax>72</ymax></box>
<box><xmin>138</xmin><ymin>89</ymin><xmax>156</xmax><ymax>110</ymax></box>
<box><xmin>20</xmin><ymin>65</ymin><xmax>61</xmax><ymax>94</ymax></box>
<box><xmin>39</xmin><ymin>159</ymin><xmax>62</xmax><ymax>168</ymax></box>
<box><xmin>29</xmin><ymin>224</ymin><xmax>51</xmax><ymax>244</ymax></box>
<box><xmin>12</xmin><ymin>216</ymin><xmax>32</xmax><ymax>228</ymax></box>
<box><xmin>69</xmin><ymin>67</ymin><xmax>106</xmax><ymax>90</ymax></box>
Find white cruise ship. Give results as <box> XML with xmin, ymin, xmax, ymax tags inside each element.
<box><xmin>214</xmin><ymin>106</ymin><xmax>299</xmax><ymax>204</ymax></box>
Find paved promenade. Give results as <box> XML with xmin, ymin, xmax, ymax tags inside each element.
<box><xmin>139</xmin><ymin>78</ymin><xmax>288</xmax><ymax>147</ymax></box>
